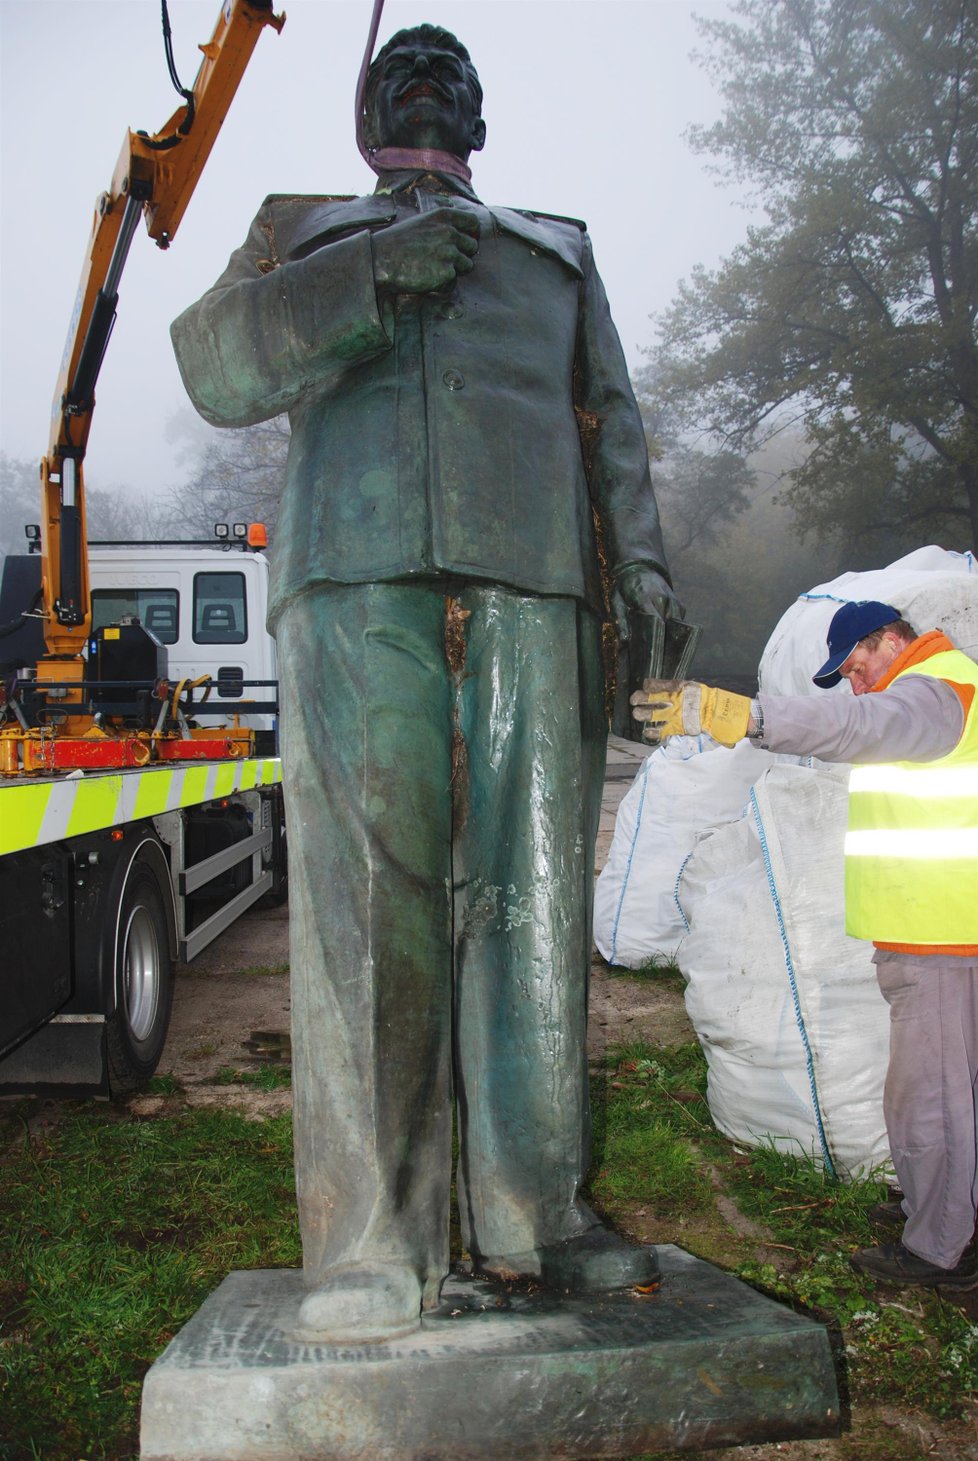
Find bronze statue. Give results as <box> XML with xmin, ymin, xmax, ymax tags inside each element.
<box><xmin>171</xmin><ymin>23</ymin><xmax>680</xmax><ymax>1343</ymax></box>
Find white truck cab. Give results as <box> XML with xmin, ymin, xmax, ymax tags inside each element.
<box><xmin>88</xmin><ymin>528</ymin><xmax>277</xmax><ymax>743</ymax></box>
<box><xmin>0</xmin><ymin>525</ymin><xmax>286</xmax><ymax>1095</ymax></box>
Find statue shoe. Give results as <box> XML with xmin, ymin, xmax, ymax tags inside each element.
<box><xmin>850</xmin><ymin>1241</ymin><xmax>978</xmax><ymax>1291</ymax></box>
<box><xmin>294</xmin><ymin>1260</ymin><xmax>424</xmax><ymax>1343</ymax></box>
<box><xmin>478</xmin><ymin>1226</ymin><xmax>659</xmax><ymax>1294</ymax></box>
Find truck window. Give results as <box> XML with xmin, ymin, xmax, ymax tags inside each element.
<box><xmin>193</xmin><ymin>571</ymin><xmax>247</xmax><ymax>644</ymax></box>
<box><xmin>91</xmin><ymin>588</ymin><xmax>180</xmax><ymax>645</ymax></box>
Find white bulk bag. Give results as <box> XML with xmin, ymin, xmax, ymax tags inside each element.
<box><xmin>594</xmin><ymin>737</ymin><xmax>797</xmax><ymax>967</ymax></box>
<box><xmin>760</xmin><ymin>546</ymin><xmax>978</xmax><ymax>697</ymax></box>
<box><xmin>677</xmin><ymin>761</ymin><xmax>891</xmax><ymax>1178</ymax></box>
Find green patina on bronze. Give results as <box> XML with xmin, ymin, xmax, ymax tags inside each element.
<box><xmin>171</xmin><ymin>22</ymin><xmax>683</xmax><ymax>1341</ymax></box>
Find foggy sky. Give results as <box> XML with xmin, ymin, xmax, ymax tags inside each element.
<box><xmin>0</xmin><ymin>0</ymin><xmax>752</xmax><ymax>504</ymax></box>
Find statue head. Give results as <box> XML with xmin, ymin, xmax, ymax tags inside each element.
<box><xmin>363</xmin><ymin>24</ymin><xmax>486</xmax><ymax>162</ymax></box>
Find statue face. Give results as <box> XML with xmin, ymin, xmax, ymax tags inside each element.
<box><xmin>366</xmin><ymin>40</ymin><xmax>486</xmax><ymax>158</ymax></box>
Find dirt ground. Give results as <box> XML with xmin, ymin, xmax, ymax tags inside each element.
<box><xmin>136</xmin><ymin>903</ymin><xmax>691</xmax><ymax>1117</ymax></box>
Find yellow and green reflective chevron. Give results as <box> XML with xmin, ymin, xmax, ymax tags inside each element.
<box><xmin>0</xmin><ymin>758</ymin><xmax>282</xmax><ymax>859</ymax></box>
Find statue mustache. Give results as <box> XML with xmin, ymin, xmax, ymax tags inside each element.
<box><xmin>396</xmin><ymin>78</ymin><xmax>451</xmax><ymax>107</ymax></box>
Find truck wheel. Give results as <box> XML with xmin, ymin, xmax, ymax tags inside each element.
<box><xmin>106</xmin><ymin>860</ymin><xmax>175</xmax><ymax>1095</ymax></box>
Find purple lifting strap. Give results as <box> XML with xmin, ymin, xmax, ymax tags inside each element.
<box><xmin>354</xmin><ymin>0</ymin><xmax>473</xmax><ymax>183</ymax></box>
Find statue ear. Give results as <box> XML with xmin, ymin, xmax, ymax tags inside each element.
<box><xmin>469</xmin><ymin>117</ymin><xmax>487</xmax><ymax>153</ymax></box>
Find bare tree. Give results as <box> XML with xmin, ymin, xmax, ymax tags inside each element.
<box><xmin>163</xmin><ymin>418</ymin><xmax>290</xmax><ymax>539</ymax></box>
<box><xmin>1</xmin><ymin>453</ymin><xmax>168</xmax><ymax>559</ymax></box>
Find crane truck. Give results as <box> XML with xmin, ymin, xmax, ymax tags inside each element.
<box><xmin>0</xmin><ymin>0</ymin><xmax>285</xmax><ymax>1096</ymax></box>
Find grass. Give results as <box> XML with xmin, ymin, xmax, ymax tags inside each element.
<box><xmin>0</xmin><ymin>1103</ymin><xmax>299</xmax><ymax>1459</ymax></box>
<box><xmin>726</xmin><ymin>1145</ymin><xmax>978</xmax><ymax>1420</ymax></box>
<box><xmin>180</xmin><ymin>961</ymin><xmax>289</xmax><ymax>978</ymax></box>
<box><xmin>605</xmin><ymin>953</ymin><xmax>687</xmax><ymax>993</ymax></box>
<box><xmin>187</xmin><ymin>1041</ymin><xmax>218</xmax><ymax>1060</ymax></box>
<box><xmin>213</xmin><ymin>1063</ymin><xmax>292</xmax><ymax>1089</ymax></box>
<box><xmin>589</xmin><ymin>1043</ymin><xmax>978</xmax><ymax>1433</ymax></box>
<box><xmin>146</xmin><ymin>1073</ymin><xmax>182</xmax><ymax>1096</ymax></box>
<box><xmin>1</xmin><ymin>1039</ymin><xmax>976</xmax><ymax>1456</ymax></box>
<box><xmin>588</xmin><ymin>1043</ymin><xmax>713</xmax><ymax>1215</ymax></box>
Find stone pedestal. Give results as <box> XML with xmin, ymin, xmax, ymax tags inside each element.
<box><xmin>140</xmin><ymin>1245</ymin><xmax>840</xmax><ymax>1459</ymax></box>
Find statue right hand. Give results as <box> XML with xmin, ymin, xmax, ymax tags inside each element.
<box><xmin>371</xmin><ymin>208</ymin><xmax>480</xmax><ymax>295</ymax></box>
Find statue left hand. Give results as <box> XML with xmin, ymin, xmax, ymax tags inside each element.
<box><xmin>611</xmin><ymin>565</ymin><xmax>683</xmax><ymax>643</ymax></box>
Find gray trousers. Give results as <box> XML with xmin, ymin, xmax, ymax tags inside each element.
<box><xmin>874</xmin><ymin>952</ymin><xmax>978</xmax><ymax>1267</ymax></box>
<box><xmin>276</xmin><ymin>580</ymin><xmax>607</xmax><ymax>1295</ymax></box>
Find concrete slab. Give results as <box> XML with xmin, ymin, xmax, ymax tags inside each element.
<box><xmin>596</xmin><ymin>737</ymin><xmax>651</xmax><ymax>867</ymax></box>
<box><xmin>605</xmin><ymin>734</ymin><xmax>652</xmax><ymax>770</ymax></box>
<box><xmin>140</xmin><ymin>1246</ymin><xmax>840</xmax><ymax>1459</ymax></box>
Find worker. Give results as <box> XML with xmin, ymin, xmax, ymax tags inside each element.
<box><xmin>632</xmin><ymin>599</ymin><xmax>978</xmax><ymax>1292</ymax></box>
<box><xmin>172</xmin><ymin>24</ymin><xmax>678</xmax><ymax>1341</ymax></box>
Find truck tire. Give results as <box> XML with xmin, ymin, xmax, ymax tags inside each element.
<box><xmin>106</xmin><ymin>859</ymin><xmax>175</xmax><ymax>1095</ymax></box>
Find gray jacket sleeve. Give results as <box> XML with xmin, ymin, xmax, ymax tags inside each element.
<box><xmin>752</xmin><ymin>675</ymin><xmax>964</xmax><ymax>763</ymax></box>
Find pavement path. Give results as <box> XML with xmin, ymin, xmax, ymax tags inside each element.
<box><xmin>598</xmin><ymin>734</ymin><xmax>651</xmax><ymax>873</ymax></box>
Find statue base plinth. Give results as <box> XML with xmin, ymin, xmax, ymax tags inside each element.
<box><xmin>140</xmin><ymin>1246</ymin><xmax>840</xmax><ymax>1459</ymax></box>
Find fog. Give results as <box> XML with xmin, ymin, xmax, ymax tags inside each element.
<box><xmin>1</xmin><ymin>0</ymin><xmax>752</xmax><ymax>503</ymax></box>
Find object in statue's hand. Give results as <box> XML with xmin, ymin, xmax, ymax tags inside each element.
<box><xmin>630</xmin><ymin>679</ymin><xmax>751</xmax><ymax>748</ymax></box>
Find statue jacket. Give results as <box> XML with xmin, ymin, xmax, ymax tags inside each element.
<box><xmin>170</xmin><ymin>180</ymin><xmax>669</xmax><ymax>627</ymax></box>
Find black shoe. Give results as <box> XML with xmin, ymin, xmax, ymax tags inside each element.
<box><xmin>868</xmin><ymin>1199</ymin><xmax>906</xmax><ymax>1227</ymax></box>
<box><xmin>477</xmin><ymin>1227</ymin><xmax>659</xmax><ymax>1294</ymax></box>
<box><xmin>850</xmin><ymin>1241</ymin><xmax>978</xmax><ymax>1291</ymax></box>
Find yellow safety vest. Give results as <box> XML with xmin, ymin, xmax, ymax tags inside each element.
<box><xmin>844</xmin><ymin>647</ymin><xmax>978</xmax><ymax>946</ymax></box>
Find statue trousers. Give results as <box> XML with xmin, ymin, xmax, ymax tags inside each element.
<box><xmin>276</xmin><ymin>579</ymin><xmax>607</xmax><ymax>1296</ymax></box>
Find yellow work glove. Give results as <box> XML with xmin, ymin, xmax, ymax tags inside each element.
<box><xmin>630</xmin><ymin>679</ymin><xmax>752</xmax><ymax>748</ymax></box>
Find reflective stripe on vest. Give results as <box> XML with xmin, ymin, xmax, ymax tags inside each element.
<box><xmin>844</xmin><ymin>648</ymin><xmax>978</xmax><ymax>944</ymax></box>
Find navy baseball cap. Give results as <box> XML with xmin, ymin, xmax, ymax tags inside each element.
<box><xmin>812</xmin><ymin>600</ymin><xmax>901</xmax><ymax>688</ymax></box>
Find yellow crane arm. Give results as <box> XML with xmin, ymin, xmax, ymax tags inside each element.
<box><xmin>39</xmin><ymin>0</ymin><xmax>284</xmax><ymax>662</ymax></box>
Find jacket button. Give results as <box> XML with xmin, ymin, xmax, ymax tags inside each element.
<box><xmin>442</xmin><ymin>369</ymin><xmax>465</xmax><ymax>390</ymax></box>
<box><xmin>441</xmin><ymin>302</ymin><xmax>464</xmax><ymax>320</ymax></box>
